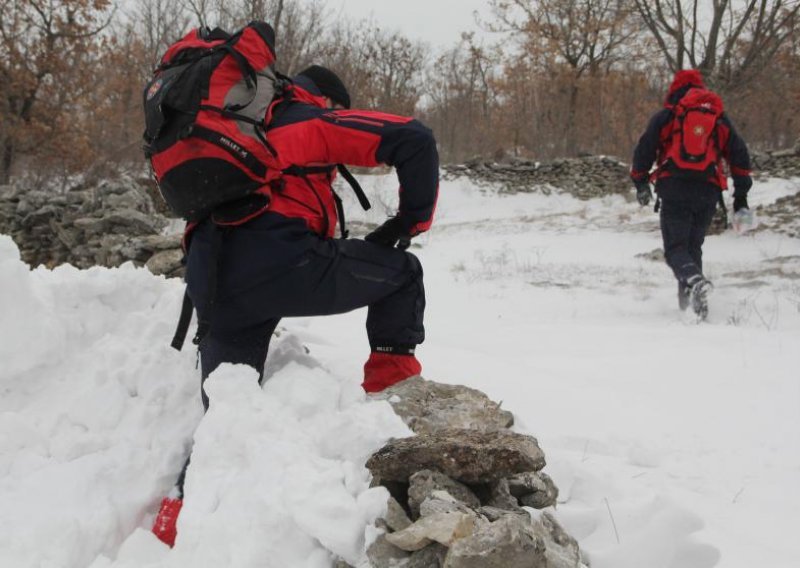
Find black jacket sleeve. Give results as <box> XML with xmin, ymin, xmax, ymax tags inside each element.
<box><xmin>720</xmin><ymin>115</ymin><xmax>752</xmax><ymax>178</ymax></box>
<box><xmin>631</xmin><ymin>109</ymin><xmax>672</xmax><ymax>183</ymax></box>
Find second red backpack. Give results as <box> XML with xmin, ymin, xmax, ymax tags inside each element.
<box><xmin>662</xmin><ymin>88</ymin><xmax>724</xmax><ymax>178</ymax></box>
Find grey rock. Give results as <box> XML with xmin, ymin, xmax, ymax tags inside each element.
<box><xmin>371</xmin><ymin>376</ymin><xmax>514</xmax><ymax>434</ymax></box>
<box><xmin>407</xmin><ymin>544</ymin><xmax>448</xmax><ymax>568</ymax></box>
<box><xmin>385</xmin><ymin>495</ymin><xmax>413</xmax><ymax>532</ymax></box>
<box><xmin>385</xmin><ymin>511</ymin><xmax>481</xmax><ymax>552</ymax></box>
<box><xmin>443</xmin><ymin>514</ymin><xmax>546</xmax><ymax>568</ymax></box>
<box><xmin>419</xmin><ymin>493</ymin><xmax>476</xmax><ymax>518</ymax></box>
<box><xmin>518</xmin><ymin>473</ymin><xmax>558</xmax><ymax>509</ymax></box>
<box><xmin>409</xmin><ymin>470</ymin><xmax>480</xmax><ymax>518</ymax></box>
<box><xmin>477</xmin><ymin>506</ymin><xmax>529</xmax><ymax>522</ymax></box>
<box><xmin>104</xmin><ymin>209</ymin><xmax>164</xmax><ymax>235</ymax></box>
<box><xmin>367</xmin><ymin>429</ymin><xmax>546</xmax><ymax>484</ymax></box>
<box><xmin>138</xmin><ymin>233</ymin><xmax>183</xmax><ymax>251</ymax></box>
<box><xmin>72</xmin><ymin>216</ymin><xmax>108</xmax><ymax>236</ymax></box>
<box><xmin>21</xmin><ymin>205</ymin><xmax>60</xmax><ymax>227</ymax></box>
<box><xmin>50</xmin><ymin>220</ymin><xmax>80</xmax><ymax>248</ymax></box>
<box><xmin>145</xmin><ymin>249</ymin><xmax>185</xmax><ymax>277</ymax></box>
<box><xmin>366</xmin><ymin>533</ymin><xmax>411</xmax><ymax>567</ymax></box>
<box><xmin>65</xmin><ymin>190</ymin><xmax>91</xmax><ymax>206</ymax></box>
<box><xmin>508</xmin><ymin>472</ymin><xmax>559</xmax><ymax>509</ymax></box>
<box><xmin>103</xmin><ymin>191</ymin><xmax>148</xmax><ymax>212</ymax></box>
<box><xmin>635</xmin><ymin>248</ymin><xmax>665</xmax><ymax>262</ymax></box>
<box><xmin>534</xmin><ymin>511</ymin><xmax>581</xmax><ymax>568</ymax></box>
<box><xmin>508</xmin><ymin>472</ymin><xmax>549</xmax><ymax>498</ymax></box>
<box><xmin>485</xmin><ymin>478</ymin><xmax>525</xmax><ymax>512</ymax></box>
<box><xmin>771</xmin><ymin>147</ymin><xmax>798</xmax><ymax>158</ymax></box>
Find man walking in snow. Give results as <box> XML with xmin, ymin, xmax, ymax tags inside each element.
<box><xmin>152</xmin><ymin>65</ymin><xmax>439</xmax><ymax>546</ymax></box>
<box><xmin>630</xmin><ymin>69</ymin><xmax>753</xmax><ymax>319</ymax></box>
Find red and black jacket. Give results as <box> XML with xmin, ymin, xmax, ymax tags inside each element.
<box><xmin>631</xmin><ymin>71</ymin><xmax>751</xmax><ymax>193</ymax></box>
<box><xmin>265</xmin><ymin>81</ymin><xmax>439</xmax><ymax>238</ymax></box>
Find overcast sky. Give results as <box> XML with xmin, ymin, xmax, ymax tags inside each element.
<box><xmin>328</xmin><ymin>0</ymin><xmax>495</xmax><ymax>50</ymax></box>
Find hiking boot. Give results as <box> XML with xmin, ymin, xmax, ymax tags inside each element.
<box><xmin>677</xmin><ymin>281</ymin><xmax>690</xmax><ymax>311</ymax></box>
<box><xmin>688</xmin><ymin>276</ymin><xmax>712</xmax><ymax>321</ymax></box>
<box><xmin>152</xmin><ymin>496</ymin><xmax>183</xmax><ymax>547</ymax></box>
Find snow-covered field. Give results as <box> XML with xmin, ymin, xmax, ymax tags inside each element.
<box><xmin>1</xmin><ymin>174</ymin><xmax>799</xmax><ymax>568</ymax></box>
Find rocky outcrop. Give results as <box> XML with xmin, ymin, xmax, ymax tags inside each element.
<box><xmin>751</xmin><ymin>142</ymin><xmax>800</xmax><ymax>179</ymax></box>
<box><xmin>442</xmin><ymin>145</ymin><xmax>800</xmax><ymax>201</ymax></box>
<box><xmin>0</xmin><ymin>175</ymin><xmax>182</xmax><ymax>276</ymax></box>
<box><xmin>442</xmin><ymin>155</ymin><xmax>631</xmax><ymax>200</ymax></box>
<box><xmin>3</xmin><ymin>143</ymin><xmax>798</xmax><ymax>274</ymax></box>
<box><xmin>357</xmin><ymin>377</ymin><xmax>582</xmax><ymax>568</ymax></box>
<box><xmin>755</xmin><ymin>191</ymin><xmax>800</xmax><ymax>239</ymax></box>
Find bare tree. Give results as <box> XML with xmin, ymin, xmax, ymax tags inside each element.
<box><xmin>422</xmin><ymin>34</ymin><xmax>501</xmax><ymax>161</ymax></box>
<box><xmin>0</xmin><ymin>0</ymin><xmax>113</xmax><ymax>183</ymax></box>
<box><xmin>274</xmin><ymin>0</ymin><xmax>327</xmax><ymax>73</ymax></box>
<box><xmin>487</xmin><ymin>0</ymin><xmax>637</xmax><ymax>155</ymax></box>
<box><xmin>633</xmin><ymin>0</ymin><xmax>800</xmax><ymax>91</ymax></box>
<box><xmin>132</xmin><ymin>0</ymin><xmax>192</xmax><ymax>69</ymax></box>
<box><xmin>180</xmin><ymin>0</ymin><xmax>289</xmax><ymax>38</ymax></box>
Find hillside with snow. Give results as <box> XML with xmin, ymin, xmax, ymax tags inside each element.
<box><xmin>1</xmin><ymin>174</ymin><xmax>799</xmax><ymax>568</ymax></box>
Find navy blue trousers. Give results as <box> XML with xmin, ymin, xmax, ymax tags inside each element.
<box><xmin>185</xmin><ymin>212</ymin><xmax>425</xmax><ymax>409</ymax></box>
<box><xmin>659</xmin><ymin>196</ymin><xmax>717</xmax><ymax>284</ymax></box>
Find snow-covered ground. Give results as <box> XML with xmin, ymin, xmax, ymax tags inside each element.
<box><xmin>1</xmin><ymin>174</ymin><xmax>799</xmax><ymax>568</ymax></box>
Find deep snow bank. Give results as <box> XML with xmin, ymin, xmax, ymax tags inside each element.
<box><xmin>2</xmin><ymin>170</ymin><xmax>800</xmax><ymax>568</ymax></box>
<box><xmin>0</xmin><ymin>235</ymin><xmax>409</xmax><ymax>568</ymax></box>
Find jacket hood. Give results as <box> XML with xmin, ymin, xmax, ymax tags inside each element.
<box><xmin>287</xmin><ymin>77</ymin><xmax>329</xmax><ymax>109</ymax></box>
<box><xmin>665</xmin><ymin>69</ymin><xmax>705</xmax><ymax>106</ymax></box>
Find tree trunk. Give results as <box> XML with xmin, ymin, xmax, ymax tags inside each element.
<box><xmin>565</xmin><ymin>82</ymin><xmax>579</xmax><ymax>156</ymax></box>
<box><xmin>1</xmin><ymin>139</ymin><xmax>12</xmax><ymax>185</ymax></box>
<box><xmin>273</xmin><ymin>0</ymin><xmax>284</xmax><ymax>35</ymax></box>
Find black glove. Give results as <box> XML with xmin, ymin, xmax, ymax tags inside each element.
<box><xmin>634</xmin><ymin>180</ymin><xmax>652</xmax><ymax>206</ymax></box>
<box><xmin>364</xmin><ymin>216</ymin><xmax>412</xmax><ymax>250</ymax></box>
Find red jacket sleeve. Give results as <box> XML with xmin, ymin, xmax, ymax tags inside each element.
<box><xmin>268</xmin><ymin>107</ymin><xmax>439</xmax><ymax>234</ymax></box>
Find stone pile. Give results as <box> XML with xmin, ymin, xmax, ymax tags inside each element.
<box><xmin>2</xmin><ymin>142</ymin><xmax>797</xmax><ymax>275</ymax></box>
<box><xmin>443</xmin><ymin>143</ymin><xmax>800</xmax><ymax>202</ymax></box>
<box><xmin>340</xmin><ymin>377</ymin><xmax>584</xmax><ymax>568</ymax></box>
<box><xmin>755</xmin><ymin>191</ymin><xmax>800</xmax><ymax>239</ymax></box>
<box><xmin>443</xmin><ymin>155</ymin><xmax>631</xmax><ymax>200</ymax></box>
<box><xmin>751</xmin><ymin>141</ymin><xmax>800</xmax><ymax>179</ymax></box>
<box><xmin>0</xmin><ymin>175</ymin><xmax>183</xmax><ymax>277</ymax></box>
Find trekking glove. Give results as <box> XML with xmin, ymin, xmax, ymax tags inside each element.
<box><xmin>634</xmin><ymin>180</ymin><xmax>652</xmax><ymax>206</ymax></box>
<box><xmin>365</xmin><ymin>216</ymin><xmax>412</xmax><ymax>250</ymax></box>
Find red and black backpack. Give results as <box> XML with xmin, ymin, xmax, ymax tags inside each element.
<box><xmin>143</xmin><ymin>21</ymin><xmax>284</xmax><ymax>223</ymax></box>
<box><xmin>661</xmin><ymin>87</ymin><xmax>725</xmax><ymax>179</ymax></box>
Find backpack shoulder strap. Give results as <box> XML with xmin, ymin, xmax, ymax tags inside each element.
<box><xmin>336</xmin><ymin>164</ymin><xmax>371</xmax><ymax>211</ymax></box>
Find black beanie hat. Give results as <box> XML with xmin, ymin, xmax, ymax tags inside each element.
<box><xmin>296</xmin><ymin>65</ymin><xmax>351</xmax><ymax>109</ymax></box>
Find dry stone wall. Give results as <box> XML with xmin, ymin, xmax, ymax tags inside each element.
<box><xmin>1</xmin><ymin>143</ymin><xmax>797</xmax><ymax>274</ymax></box>
<box><xmin>443</xmin><ymin>155</ymin><xmax>632</xmax><ymax>199</ymax></box>
<box><xmin>0</xmin><ymin>175</ymin><xmax>183</xmax><ymax>277</ymax></box>
<box><xmin>443</xmin><ymin>142</ymin><xmax>800</xmax><ymax>200</ymax></box>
